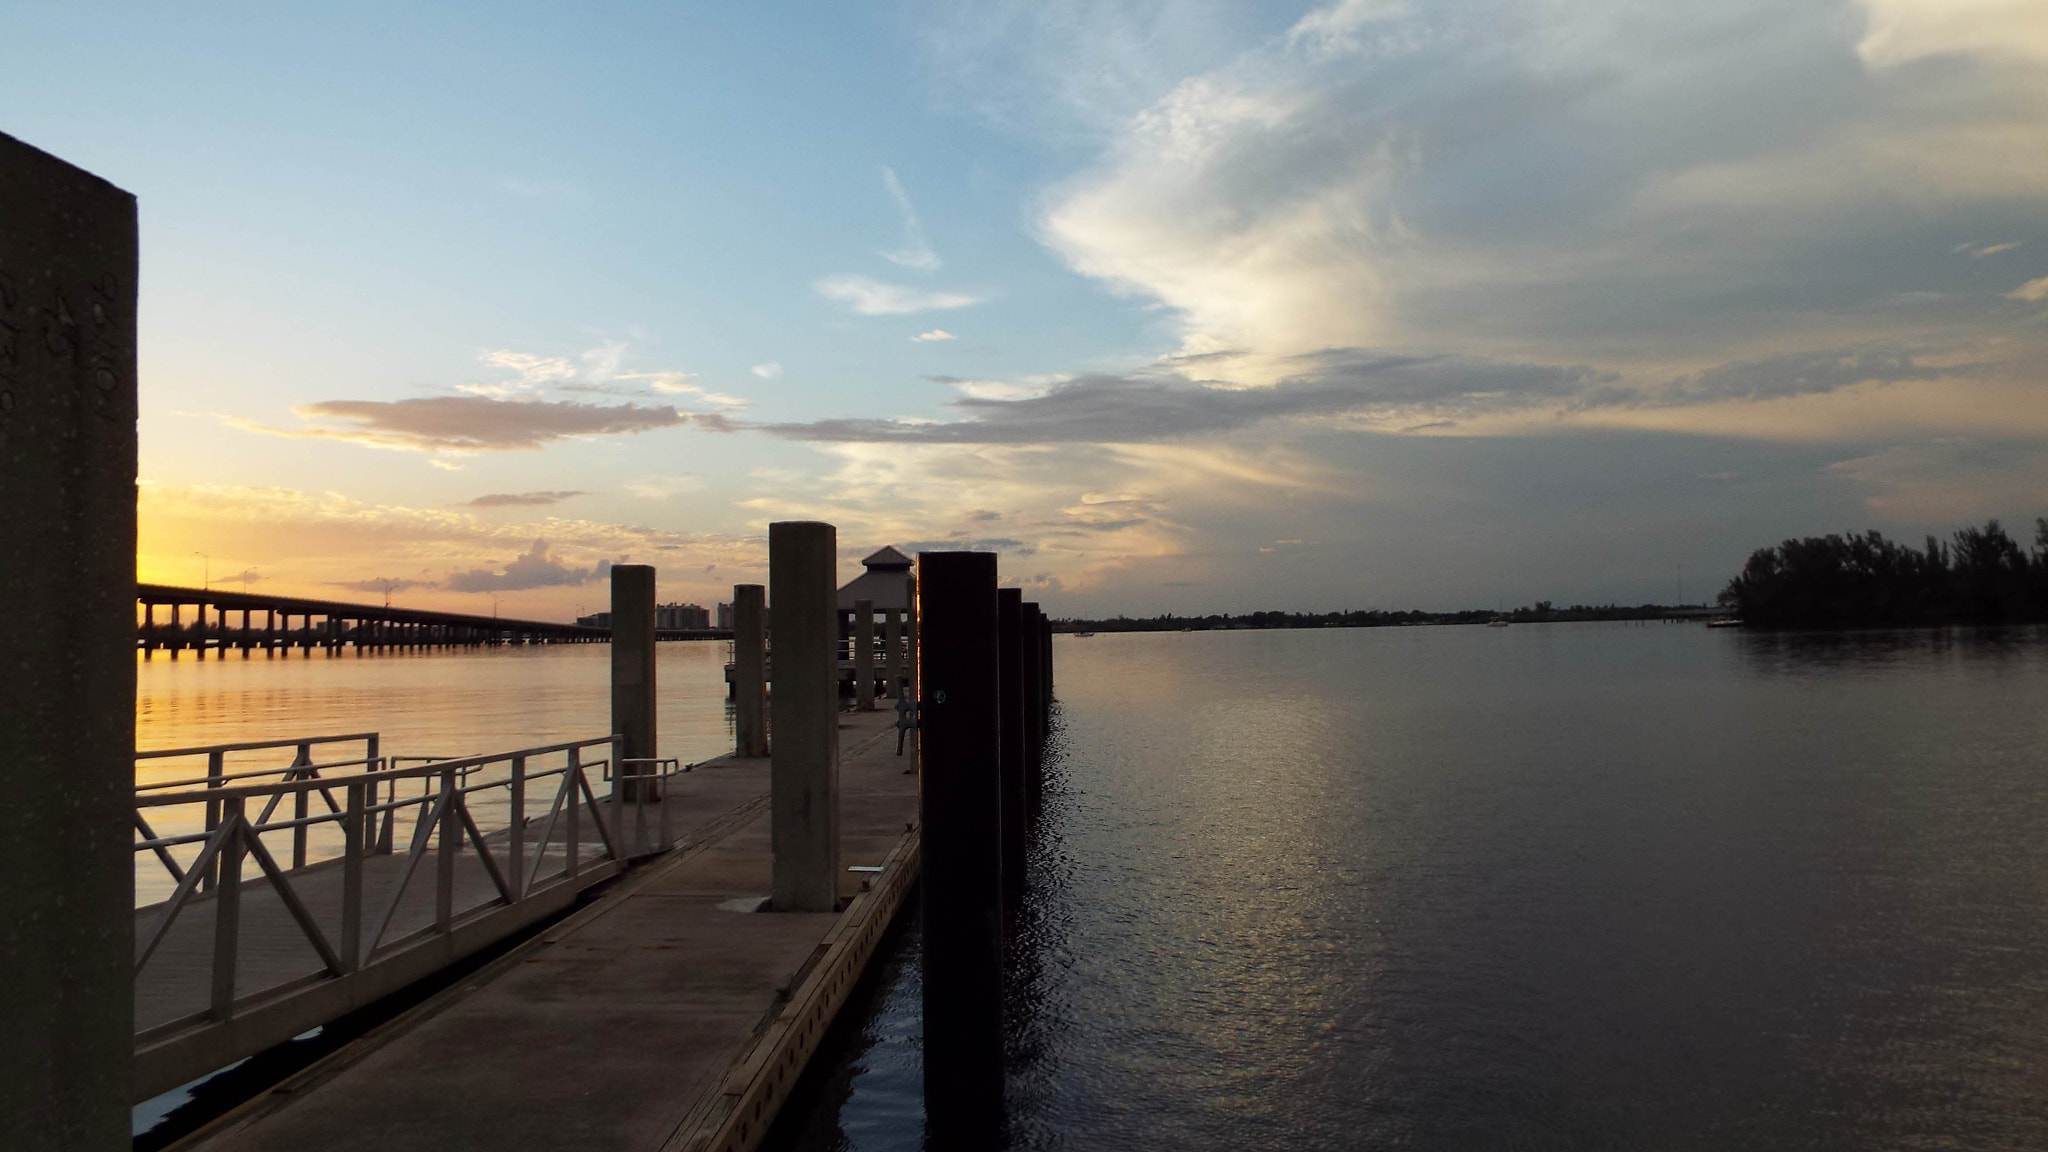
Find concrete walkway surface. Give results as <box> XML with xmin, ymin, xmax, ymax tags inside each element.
<box><xmin>177</xmin><ymin>709</ymin><xmax>919</xmax><ymax>1152</ymax></box>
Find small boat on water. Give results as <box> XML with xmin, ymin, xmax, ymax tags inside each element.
<box><xmin>1705</xmin><ymin>617</ymin><xmax>1743</xmax><ymax>629</ymax></box>
<box><xmin>1075</xmin><ymin>631</ymin><xmax>1095</xmax><ymax>637</ymax></box>
<box><xmin>1487</xmin><ymin>617</ymin><xmax>1509</xmax><ymax>627</ymax></box>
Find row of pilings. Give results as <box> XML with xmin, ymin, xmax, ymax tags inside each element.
<box><xmin>920</xmin><ymin>555</ymin><xmax>1056</xmax><ymax>1146</ymax></box>
<box><xmin>705</xmin><ymin>528</ymin><xmax>1056</xmax><ymax>1146</ymax></box>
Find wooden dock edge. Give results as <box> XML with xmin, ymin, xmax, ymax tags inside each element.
<box><xmin>659</xmin><ymin>823</ymin><xmax>922</xmax><ymax>1152</ymax></box>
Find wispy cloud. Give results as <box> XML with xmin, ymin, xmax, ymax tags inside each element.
<box><xmin>226</xmin><ymin>396</ymin><xmax>690</xmax><ymax>453</ymax></box>
<box><xmin>814</xmin><ymin>274</ymin><xmax>986</xmax><ymax>315</ymax></box>
<box><xmin>766</xmin><ymin>353</ymin><xmax>1606</xmax><ymax>443</ymax></box>
<box><xmin>912</xmin><ymin>329</ymin><xmax>957</xmax><ymax>342</ymax></box>
<box><xmin>333</xmin><ymin>576</ymin><xmax>437</xmax><ymax>594</ymax></box>
<box><xmin>751</xmin><ymin>362</ymin><xmax>783</xmax><ymax>379</ymax></box>
<box><xmin>2010</xmin><ymin>276</ymin><xmax>2048</xmax><ymax>302</ymax></box>
<box><xmin>1955</xmin><ymin>241</ymin><xmax>2023</xmax><ymax>258</ymax></box>
<box><xmin>465</xmin><ymin>491</ymin><xmax>588</xmax><ymax>507</ymax></box>
<box><xmin>880</xmin><ymin>166</ymin><xmax>941</xmax><ymax>272</ymax></box>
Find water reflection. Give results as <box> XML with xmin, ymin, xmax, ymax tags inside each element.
<box><xmin>775</xmin><ymin>623</ymin><xmax>2048</xmax><ymax>1151</ymax></box>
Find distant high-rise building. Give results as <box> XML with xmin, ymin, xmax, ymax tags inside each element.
<box><xmin>654</xmin><ymin>603</ymin><xmax>711</xmax><ymax>630</ymax></box>
<box><xmin>716</xmin><ymin>601</ymin><xmax>733</xmax><ymax>630</ymax></box>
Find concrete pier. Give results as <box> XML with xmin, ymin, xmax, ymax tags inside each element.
<box><xmin>732</xmin><ymin>583</ymin><xmax>767</xmax><ymax>758</ymax></box>
<box><xmin>915</xmin><ymin>551</ymin><xmax>1006</xmax><ymax>1138</ymax></box>
<box><xmin>179</xmin><ymin>710</ymin><xmax>918</xmax><ymax>1152</ymax></box>
<box><xmin>854</xmin><ymin>598</ymin><xmax>876</xmax><ymax>711</ymax></box>
<box><xmin>611</xmin><ymin>565</ymin><xmax>658</xmax><ymax>801</ymax></box>
<box><xmin>0</xmin><ymin>131</ymin><xmax>137</xmax><ymax>1152</ymax></box>
<box><xmin>769</xmin><ymin>521</ymin><xmax>839</xmax><ymax>913</ymax></box>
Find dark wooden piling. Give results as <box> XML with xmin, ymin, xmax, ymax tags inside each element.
<box><xmin>733</xmin><ymin>583</ymin><xmax>768</xmax><ymax>757</ymax></box>
<box><xmin>916</xmin><ymin>551</ymin><xmax>1005</xmax><ymax>1141</ymax></box>
<box><xmin>1021</xmin><ymin>601</ymin><xmax>1044</xmax><ymax>803</ymax></box>
<box><xmin>997</xmin><ymin>589</ymin><xmax>1027</xmax><ymax>903</ymax></box>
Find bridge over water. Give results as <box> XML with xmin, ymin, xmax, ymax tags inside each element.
<box><xmin>136</xmin><ymin>583</ymin><xmax>731</xmax><ymax>656</ymax></box>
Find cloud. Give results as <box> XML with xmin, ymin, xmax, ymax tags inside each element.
<box><xmin>332</xmin><ymin>577</ymin><xmax>437</xmax><ymax>594</ymax></box>
<box><xmin>814</xmin><ymin>274</ymin><xmax>986</xmax><ymax>315</ymax></box>
<box><xmin>766</xmin><ymin>352</ymin><xmax>1605</xmax><ymax>443</ymax></box>
<box><xmin>1955</xmin><ymin>241</ymin><xmax>2023</xmax><ymax>258</ymax></box>
<box><xmin>1656</xmin><ymin>348</ymin><xmax>1967</xmax><ymax>406</ymax></box>
<box><xmin>1855</xmin><ymin>0</ymin><xmax>2048</xmax><ymax>68</ymax></box>
<box><xmin>912</xmin><ymin>329</ymin><xmax>957</xmax><ymax>342</ymax></box>
<box><xmin>880</xmin><ymin>166</ymin><xmax>941</xmax><ymax>272</ymax></box>
<box><xmin>465</xmin><ymin>491</ymin><xmax>588</xmax><ymax>507</ymax></box>
<box><xmin>445</xmin><ymin>540</ymin><xmax>613</xmax><ymax>593</ymax></box>
<box><xmin>898</xmin><ymin>536</ymin><xmax>1036</xmax><ymax>556</ymax></box>
<box><xmin>2010</xmin><ymin>276</ymin><xmax>2048</xmax><ymax>302</ymax></box>
<box><xmin>1030</xmin><ymin>0</ymin><xmax>2048</xmax><ymax>377</ymax></box>
<box><xmin>751</xmin><ymin>362</ymin><xmax>783</xmax><ymax>379</ymax></box>
<box><xmin>228</xmin><ymin>396</ymin><xmax>690</xmax><ymax>453</ymax></box>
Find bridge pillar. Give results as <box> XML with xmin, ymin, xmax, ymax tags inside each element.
<box><xmin>769</xmin><ymin>521</ymin><xmax>838</xmax><ymax>912</ymax></box>
<box><xmin>0</xmin><ymin>131</ymin><xmax>137</xmax><ymax>1152</ymax></box>
<box><xmin>610</xmin><ymin>564</ymin><xmax>658</xmax><ymax>801</ymax></box>
<box><xmin>854</xmin><ymin>598</ymin><xmax>876</xmax><ymax>711</ymax></box>
<box><xmin>732</xmin><ymin>583</ymin><xmax>767</xmax><ymax>758</ymax></box>
<box><xmin>917</xmin><ymin>551</ymin><xmax>1005</xmax><ymax>1137</ymax></box>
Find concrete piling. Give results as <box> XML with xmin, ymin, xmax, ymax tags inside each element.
<box><xmin>732</xmin><ymin>583</ymin><xmax>768</xmax><ymax>758</ymax></box>
<box><xmin>854</xmin><ymin>597</ymin><xmax>876</xmax><ymax>711</ymax></box>
<box><xmin>916</xmin><ymin>551</ymin><xmax>1005</xmax><ymax>1137</ymax></box>
<box><xmin>610</xmin><ymin>564</ymin><xmax>658</xmax><ymax>801</ymax></box>
<box><xmin>0</xmin><ymin>131</ymin><xmax>138</xmax><ymax>1152</ymax></box>
<box><xmin>770</xmin><ymin>521</ymin><xmax>840</xmax><ymax>912</ymax></box>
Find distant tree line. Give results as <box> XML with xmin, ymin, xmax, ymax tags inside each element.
<box><xmin>1718</xmin><ymin>518</ymin><xmax>2048</xmax><ymax>628</ymax></box>
<box><xmin>1052</xmin><ymin>601</ymin><xmax>1702</xmax><ymax>633</ymax></box>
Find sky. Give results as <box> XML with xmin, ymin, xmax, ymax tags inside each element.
<box><xmin>5</xmin><ymin>0</ymin><xmax>2047</xmax><ymax>619</ymax></box>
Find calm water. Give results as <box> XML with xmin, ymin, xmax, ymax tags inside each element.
<box><xmin>132</xmin><ymin>642</ymin><xmax>737</xmax><ymax>905</ymax></box>
<box><xmin>772</xmin><ymin>622</ymin><xmax>2048</xmax><ymax>1151</ymax></box>
<box><xmin>135</xmin><ymin>640</ymin><xmax>736</xmax><ymax>764</ymax></box>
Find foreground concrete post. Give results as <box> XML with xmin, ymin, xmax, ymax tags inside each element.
<box><xmin>0</xmin><ymin>132</ymin><xmax>137</xmax><ymax>1151</ymax></box>
<box><xmin>732</xmin><ymin>583</ymin><xmax>767</xmax><ymax>757</ymax></box>
<box><xmin>918</xmin><ymin>551</ymin><xmax>1005</xmax><ymax>1135</ymax></box>
<box><xmin>854</xmin><ymin>598</ymin><xmax>876</xmax><ymax>711</ymax></box>
<box><xmin>996</xmin><ymin>589</ymin><xmax>1027</xmax><ymax>903</ymax></box>
<box><xmin>610</xmin><ymin>564</ymin><xmax>657</xmax><ymax>801</ymax></box>
<box><xmin>770</xmin><ymin>521</ymin><xmax>839</xmax><ymax>911</ymax></box>
<box><xmin>883</xmin><ymin>607</ymin><xmax>903</xmax><ymax>699</ymax></box>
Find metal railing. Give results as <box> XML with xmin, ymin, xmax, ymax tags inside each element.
<box><xmin>128</xmin><ymin>733</ymin><xmax>695</xmax><ymax>1098</ymax></box>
